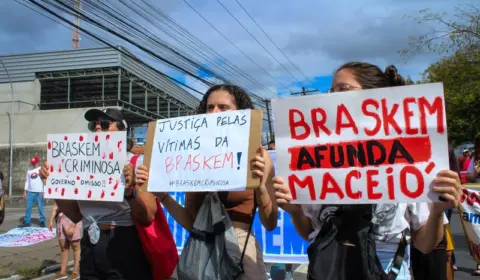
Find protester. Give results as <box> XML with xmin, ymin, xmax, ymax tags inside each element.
<box><xmin>0</xmin><ymin>170</ymin><xmax>3</xmax><ymax>198</ymax></box>
<box><xmin>49</xmin><ymin>202</ymin><xmax>82</xmax><ymax>280</ymax></box>
<box><xmin>135</xmin><ymin>84</ymin><xmax>278</xmax><ymax>280</ymax></box>
<box><xmin>267</xmin><ymin>139</ymin><xmax>275</xmax><ymax>151</ymax></box>
<box><xmin>467</xmin><ymin>133</ymin><xmax>480</xmax><ymax>184</ymax></box>
<box><xmin>459</xmin><ymin>149</ymin><xmax>472</xmax><ymax>171</ymax></box>
<box><xmin>273</xmin><ymin>62</ymin><xmax>460</xmax><ymax>280</ymax></box>
<box><xmin>40</xmin><ymin>108</ymin><xmax>157</xmax><ymax>280</ymax></box>
<box><xmin>127</xmin><ymin>138</ymin><xmax>135</xmax><ymax>161</ymax></box>
<box><xmin>19</xmin><ymin>156</ymin><xmax>45</xmax><ymax>228</ymax></box>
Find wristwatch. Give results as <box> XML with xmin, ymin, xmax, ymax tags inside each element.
<box><xmin>124</xmin><ymin>187</ymin><xmax>137</xmax><ymax>200</ymax></box>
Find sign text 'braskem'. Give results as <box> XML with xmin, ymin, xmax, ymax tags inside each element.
<box><xmin>272</xmin><ymin>83</ymin><xmax>449</xmax><ymax>204</ymax></box>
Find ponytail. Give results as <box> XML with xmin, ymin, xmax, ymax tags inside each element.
<box><xmin>384</xmin><ymin>65</ymin><xmax>405</xmax><ymax>87</ymax></box>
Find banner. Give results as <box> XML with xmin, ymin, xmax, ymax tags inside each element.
<box><xmin>459</xmin><ymin>187</ymin><xmax>480</xmax><ymax>263</ymax></box>
<box><xmin>0</xmin><ymin>227</ymin><xmax>56</xmax><ymax>247</ymax></box>
<box><xmin>272</xmin><ymin>83</ymin><xmax>449</xmax><ymax>204</ymax></box>
<box><xmin>164</xmin><ymin>150</ymin><xmax>310</xmax><ymax>263</ymax></box>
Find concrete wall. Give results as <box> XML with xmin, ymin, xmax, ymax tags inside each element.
<box><xmin>0</xmin><ymin>80</ymin><xmax>40</xmax><ymax>113</ymax></box>
<box><xmin>0</xmin><ymin>108</ymin><xmax>89</xmax><ymax>145</ymax></box>
<box><xmin>0</xmin><ymin>108</ymin><xmax>91</xmax><ymax>196</ymax></box>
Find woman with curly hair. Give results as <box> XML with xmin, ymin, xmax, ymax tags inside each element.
<box><xmin>135</xmin><ymin>84</ymin><xmax>278</xmax><ymax>280</ymax></box>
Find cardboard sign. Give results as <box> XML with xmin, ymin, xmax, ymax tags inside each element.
<box><xmin>272</xmin><ymin>83</ymin><xmax>448</xmax><ymax>204</ymax></box>
<box><xmin>45</xmin><ymin>132</ymin><xmax>127</xmax><ymax>202</ymax></box>
<box><xmin>143</xmin><ymin>109</ymin><xmax>263</xmax><ymax>192</ymax></box>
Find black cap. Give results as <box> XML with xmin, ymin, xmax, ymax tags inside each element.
<box><xmin>85</xmin><ymin>108</ymin><xmax>124</xmax><ymax>122</ymax></box>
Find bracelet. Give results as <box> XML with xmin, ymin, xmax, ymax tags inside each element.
<box><xmin>259</xmin><ymin>198</ymin><xmax>272</xmax><ymax>209</ymax></box>
<box><xmin>160</xmin><ymin>194</ymin><xmax>169</xmax><ymax>203</ymax></box>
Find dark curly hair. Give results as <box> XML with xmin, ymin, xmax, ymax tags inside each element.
<box><xmin>197</xmin><ymin>84</ymin><xmax>254</xmax><ymax>114</ymax></box>
<box><xmin>335</xmin><ymin>62</ymin><xmax>405</xmax><ymax>89</ymax></box>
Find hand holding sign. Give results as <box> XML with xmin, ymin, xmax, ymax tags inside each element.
<box><xmin>273</xmin><ymin>176</ymin><xmax>301</xmax><ymax>214</ymax></box>
<box><xmin>251</xmin><ymin>147</ymin><xmax>274</xmax><ymax>188</ymax></box>
<box><xmin>40</xmin><ymin>161</ymin><xmax>49</xmax><ymax>185</ymax></box>
<box><xmin>135</xmin><ymin>165</ymin><xmax>149</xmax><ymax>187</ymax></box>
<box><xmin>431</xmin><ymin>169</ymin><xmax>461</xmax><ymax>213</ymax></box>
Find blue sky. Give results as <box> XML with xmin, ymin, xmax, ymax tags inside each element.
<box><xmin>0</xmin><ymin>0</ymin><xmax>476</xmax><ymax>101</ymax></box>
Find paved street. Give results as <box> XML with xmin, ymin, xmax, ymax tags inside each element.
<box><xmin>0</xmin><ymin>205</ymin><xmax>60</xmax><ymax>278</ymax></box>
<box><xmin>0</xmin><ymin>205</ymin><xmax>479</xmax><ymax>279</ymax></box>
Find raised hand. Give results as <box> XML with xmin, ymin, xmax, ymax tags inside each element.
<box><xmin>431</xmin><ymin>169</ymin><xmax>461</xmax><ymax>213</ymax></box>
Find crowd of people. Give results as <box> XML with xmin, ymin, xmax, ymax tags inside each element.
<box><xmin>4</xmin><ymin>60</ymin><xmax>480</xmax><ymax>280</ymax></box>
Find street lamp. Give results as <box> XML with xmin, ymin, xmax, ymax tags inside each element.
<box><xmin>0</xmin><ymin>59</ymin><xmax>15</xmax><ymax>198</ymax></box>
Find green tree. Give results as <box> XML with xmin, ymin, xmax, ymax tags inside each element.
<box><xmin>421</xmin><ymin>50</ymin><xmax>480</xmax><ymax>144</ymax></box>
<box><xmin>400</xmin><ymin>5</ymin><xmax>480</xmax><ymax>58</ymax></box>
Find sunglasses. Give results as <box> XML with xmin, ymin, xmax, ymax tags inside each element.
<box><xmin>88</xmin><ymin>120</ymin><xmax>113</xmax><ymax>132</ymax></box>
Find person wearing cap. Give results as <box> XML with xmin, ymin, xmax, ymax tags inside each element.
<box><xmin>459</xmin><ymin>148</ymin><xmax>472</xmax><ymax>171</ymax></box>
<box><xmin>40</xmin><ymin>108</ymin><xmax>157</xmax><ymax>280</ymax></box>
<box><xmin>19</xmin><ymin>156</ymin><xmax>46</xmax><ymax>227</ymax></box>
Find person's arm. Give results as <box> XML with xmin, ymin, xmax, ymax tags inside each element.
<box><xmin>23</xmin><ymin>171</ymin><xmax>29</xmax><ymax>199</ymax></box>
<box><xmin>124</xmin><ymin>164</ymin><xmax>157</xmax><ymax>225</ymax></box>
<box><xmin>412</xmin><ymin>169</ymin><xmax>460</xmax><ymax>253</ymax></box>
<box><xmin>49</xmin><ymin>203</ymin><xmax>58</xmax><ymax>231</ymax></box>
<box><xmin>156</xmin><ymin>192</ymin><xmax>195</xmax><ymax>231</ymax></box>
<box><xmin>253</xmin><ymin>148</ymin><xmax>278</xmax><ymax>231</ymax></box>
<box><xmin>411</xmin><ymin>207</ymin><xmax>445</xmax><ymax>254</ymax></box>
<box><xmin>273</xmin><ymin>176</ymin><xmax>313</xmax><ymax>241</ymax></box>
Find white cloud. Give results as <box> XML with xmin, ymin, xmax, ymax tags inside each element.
<box><xmin>0</xmin><ymin>0</ymin><xmax>476</xmax><ymax>96</ymax></box>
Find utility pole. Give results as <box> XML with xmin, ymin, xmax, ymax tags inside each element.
<box><xmin>264</xmin><ymin>99</ymin><xmax>273</xmax><ymax>141</ymax></box>
<box><xmin>71</xmin><ymin>0</ymin><xmax>81</xmax><ymax>49</ymax></box>
<box><xmin>291</xmin><ymin>86</ymin><xmax>319</xmax><ymax>96</ymax></box>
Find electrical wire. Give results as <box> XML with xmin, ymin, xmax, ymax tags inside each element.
<box><xmin>234</xmin><ymin>0</ymin><xmax>314</xmax><ymax>86</ymax></box>
<box><xmin>215</xmin><ymin>0</ymin><xmax>302</xmax><ymax>84</ymax></box>
<box><xmin>181</xmin><ymin>0</ymin><xmax>293</xmax><ymax>94</ymax></box>
<box><xmin>26</xmin><ymin>0</ymin><xmax>274</xmax><ymax>113</ymax></box>
<box><xmin>26</xmin><ymin>0</ymin><xmax>206</xmax><ymax>97</ymax></box>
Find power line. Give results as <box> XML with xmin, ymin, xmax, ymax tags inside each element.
<box><xmin>25</xmin><ymin>0</ymin><xmax>206</xmax><ymax>96</ymax></box>
<box><xmin>126</xmin><ymin>0</ymin><xmax>276</xmax><ymax>99</ymax></box>
<box><xmin>182</xmin><ymin>0</ymin><xmax>292</xmax><ymax>94</ymax></box>
<box><xmin>49</xmin><ymin>0</ymin><xmax>215</xmax><ymax>87</ymax></box>
<box><xmin>234</xmin><ymin>0</ymin><xmax>314</xmax><ymax>85</ymax></box>
<box><xmin>215</xmin><ymin>0</ymin><xmax>302</xmax><ymax>84</ymax></box>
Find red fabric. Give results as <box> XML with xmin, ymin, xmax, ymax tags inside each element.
<box><xmin>130</xmin><ymin>155</ymin><xmax>178</xmax><ymax>280</ymax></box>
<box><xmin>463</xmin><ymin>158</ymin><xmax>472</xmax><ymax>172</ymax></box>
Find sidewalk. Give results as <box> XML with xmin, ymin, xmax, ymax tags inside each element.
<box><xmin>0</xmin><ymin>205</ymin><xmax>61</xmax><ymax>279</ymax></box>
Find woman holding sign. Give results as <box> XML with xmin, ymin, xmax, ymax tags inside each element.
<box><xmin>40</xmin><ymin>108</ymin><xmax>157</xmax><ymax>280</ymax></box>
<box><xmin>136</xmin><ymin>84</ymin><xmax>278</xmax><ymax>279</ymax></box>
<box><xmin>273</xmin><ymin>62</ymin><xmax>460</xmax><ymax>280</ymax></box>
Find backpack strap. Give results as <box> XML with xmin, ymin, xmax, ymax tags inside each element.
<box><xmin>239</xmin><ymin>196</ymin><xmax>258</xmax><ymax>270</ymax></box>
<box><xmin>387</xmin><ymin>230</ymin><xmax>408</xmax><ymax>280</ymax></box>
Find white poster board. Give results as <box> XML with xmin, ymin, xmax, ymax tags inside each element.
<box><xmin>45</xmin><ymin>132</ymin><xmax>127</xmax><ymax>202</ymax></box>
<box><xmin>272</xmin><ymin>83</ymin><xmax>448</xmax><ymax>204</ymax></box>
<box><xmin>146</xmin><ymin>109</ymin><xmax>263</xmax><ymax>192</ymax></box>
<box><xmin>459</xmin><ymin>187</ymin><xmax>480</xmax><ymax>263</ymax></box>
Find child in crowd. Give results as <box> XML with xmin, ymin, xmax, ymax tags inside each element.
<box><xmin>49</xmin><ymin>203</ymin><xmax>82</xmax><ymax>280</ymax></box>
